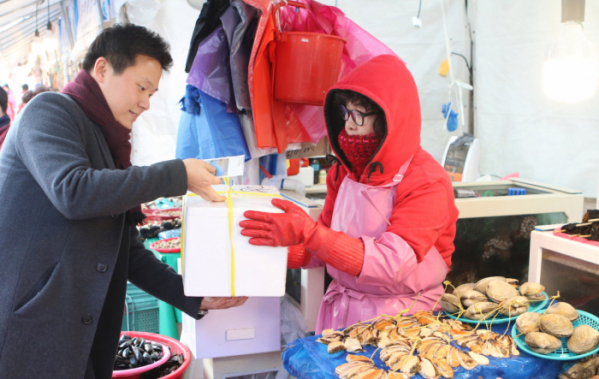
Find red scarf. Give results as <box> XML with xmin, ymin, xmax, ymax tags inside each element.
<box><xmin>62</xmin><ymin>70</ymin><xmax>144</xmax><ymax>223</ymax></box>
<box><xmin>338</xmin><ymin>129</ymin><xmax>382</xmax><ymax>179</ymax></box>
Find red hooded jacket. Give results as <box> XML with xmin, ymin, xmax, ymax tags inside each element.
<box><xmin>319</xmin><ymin>55</ymin><xmax>459</xmax><ymax>268</ymax></box>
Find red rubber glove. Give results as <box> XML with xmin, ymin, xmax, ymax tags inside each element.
<box><xmin>240</xmin><ymin>199</ymin><xmax>364</xmax><ymax>276</ymax></box>
<box><xmin>287</xmin><ymin>245</ymin><xmax>312</xmax><ymax>269</ymax></box>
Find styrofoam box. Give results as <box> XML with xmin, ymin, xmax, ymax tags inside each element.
<box><xmin>181</xmin><ymin>297</ymin><xmax>281</xmax><ymax>359</ymax></box>
<box><xmin>182</xmin><ymin>185</ymin><xmax>288</xmax><ymax>297</ymax></box>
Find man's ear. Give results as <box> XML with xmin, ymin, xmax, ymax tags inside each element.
<box><xmin>93</xmin><ymin>57</ymin><xmax>110</xmax><ymax>83</ymax></box>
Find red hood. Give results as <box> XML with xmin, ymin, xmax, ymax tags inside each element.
<box><xmin>324</xmin><ymin>55</ymin><xmax>421</xmax><ymax>185</ymax></box>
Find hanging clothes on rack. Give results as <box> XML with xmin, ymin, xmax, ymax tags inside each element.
<box><xmin>185</xmin><ymin>0</ymin><xmax>231</xmax><ymax>73</ymax></box>
<box><xmin>228</xmin><ymin>0</ymin><xmax>258</xmax><ymax>111</ymax></box>
<box><xmin>187</xmin><ymin>25</ymin><xmax>236</xmax><ymax>112</ymax></box>
<box><xmin>175</xmin><ymin>85</ymin><xmax>251</xmax><ymax>161</ymax></box>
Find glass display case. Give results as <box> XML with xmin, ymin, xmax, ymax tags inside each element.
<box><xmin>448</xmin><ymin>178</ymin><xmax>583</xmax><ymax>286</ymax></box>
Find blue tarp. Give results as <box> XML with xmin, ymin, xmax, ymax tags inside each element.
<box><xmin>283</xmin><ymin>323</ymin><xmax>572</xmax><ymax>379</ymax></box>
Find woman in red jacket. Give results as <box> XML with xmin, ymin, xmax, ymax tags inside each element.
<box><xmin>241</xmin><ymin>55</ymin><xmax>459</xmax><ymax>333</ymax></box>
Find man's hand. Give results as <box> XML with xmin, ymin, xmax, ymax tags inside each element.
<box><xmin>183</xmin><ymin>159</ymin><xmax>226</xmax><ymax>202</ymax></box>
<box><xmin>200</xmin><ymin>297</ymin><xmax>248</xmax><ymax>310</ymax></box>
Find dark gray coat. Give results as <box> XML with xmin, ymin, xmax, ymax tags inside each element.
<box><xmin>0</xmin><ymin>93</ymin><xmax>202</xmax><ymax>379</ymax></box>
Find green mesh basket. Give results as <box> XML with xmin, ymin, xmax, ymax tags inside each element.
<box><xmin>445</xmin><ymin>291</ymin><xmax>549</xmax><ymax>324</ymax></box>
<box><xmin>511</xmin><ymin>310</ymin><xmax>599</xmax><ymax>360</ymax></box>
<box><xmin>122</xmin><ymin>283</ymin><xmax>159</xmax><ymax>333</ymax></box>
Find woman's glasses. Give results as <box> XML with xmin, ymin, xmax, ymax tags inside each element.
<box><xmin>339</xmin><ymin>104</ymin><xmax>376</xmax><ymax>126</ymax></box>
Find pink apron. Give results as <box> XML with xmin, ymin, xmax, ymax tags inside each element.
<box><xmin>311</xmin><ymin>159</ymin><xmax>448</xmax><ymax>334</ymax></box>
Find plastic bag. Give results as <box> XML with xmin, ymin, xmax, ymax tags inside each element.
<box><xmin>280</xmin><ymin>295</ymin><xmax>308</xmax><ymax>346</ymax></box>
<box><xmin>159</xmin><ymin>229</ymin><xmax>182</xmax><ymax>240</ymax></box>
<box><xmin>187</xmin><ymin>26</ymin><xmax>235</xmax><ymax>109</ymax></box>
<box><xmin>199</xmin><ymin>90</ymin><xmax>251</xmax><ymax>161</ymax></box>
<box><xmin>277</xmin><ymin>0</ymin><xmax>399</xmax><ymax>143</ymax></box>
<box><xmin>176</xmin><ymin>85</ymin><xmax>251</xmax><ymax>161</ymax></box>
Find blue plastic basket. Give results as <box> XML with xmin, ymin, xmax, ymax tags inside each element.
<box><xmin>445</xmin><ymin>291</ymin><xmax>549</xmax><ymax>324</ymax></box>
<box><xmin>121</xmin><ymin>283</ymin><xmax>160</xmax><ymax>333</ymax></box>
<box><xmin>511</xmin><ymin>309</ymin><xmax>599</xmax><ymax>360</ymax></box>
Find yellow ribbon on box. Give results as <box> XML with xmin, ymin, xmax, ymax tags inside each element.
<box><xmin>181</xmin><ymin>179</ymin><xmax>282</xmax><ymax>297</ymax></box>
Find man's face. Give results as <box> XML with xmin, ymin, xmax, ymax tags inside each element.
<box><xmin>96</xmin><ymin>55</ymin><xmax>162</xmax><ymax>129</ymax></box>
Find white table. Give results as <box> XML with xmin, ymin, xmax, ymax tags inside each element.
<box><xmin>529</xmin><ymin>230</ymin><xmax>599</xmax><ymax>283</ymax></box>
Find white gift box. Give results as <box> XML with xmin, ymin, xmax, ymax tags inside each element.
<box><xmin>182</xmin><ymin>185</ymin><xmax>288</xmax><ymax>297</ymax></box>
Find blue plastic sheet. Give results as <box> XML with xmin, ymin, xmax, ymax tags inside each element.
<box><xmin>283</xmin><ymin>322</ymin><xmax>569</xmax><ymax>379</ymax></box>
<box><xmin>175</xmin><ymin>85</ymin><xmax>250</xmax><ymax>161</ymax></box>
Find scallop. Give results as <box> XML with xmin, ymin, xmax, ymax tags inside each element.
<box><xmin>516</xmin><ymin>312</ymin><xmax>542</xmax><ymax>335</ymax></box>
<box><xmin>518</xmin><ymin>282</ymin><xmax>545</xmax><ymax>301</ymax></box>
<box><xmin>540</xmin><ymin>314</ymin><xmax>574</xmax><ymax>338</ymax></box>
<box><xmin>453</xmin><ymin>283</ymin><xmax>476</xmax><ymax>298</ymax></box>
<box><xmin>567</xmin><ymin>325</ymin><xmax>599</xmax><ymax>354</ymax></box>
<box><xmin>498</xmin><ymin>296</ymin><xmax>530</xmax><ymax>316</ymax></box>
<box><xmin>487</xmin><ymin>280</ymin><xmax>519</xmax><ymax>304</ymax></box>
<box><xmin>474</xmin><ymin>276</ymin><xmax>506</xmax><ymax>295</ymax></box>
<box><xmin>465</xmin><ymin>302</ymin><xmax>498</xmax><ymax>320</ymax></box>
<box><xmin>441</xmin><ymin>293</ymin><xmax>462</xmax><ymax>314</ymax></box>
<box><xmin>460</xmin><ymin>290</ymin><xmax>488</xmax><ymax>308</ymax></box>
<box><xmin>525</xmin><ymin>332</ymin><xmax>562</xmax><ymax>355</ymax></box>
<box><xmin>545</xmin><ymin>302</ymin><xmax>579</xmax><ymax>322</ymax></box>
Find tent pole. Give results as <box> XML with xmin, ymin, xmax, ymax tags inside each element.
<box><xmin>59</xmin><ymin>0</ymin><xmax>74</xmax><ymax>49</ymax></box>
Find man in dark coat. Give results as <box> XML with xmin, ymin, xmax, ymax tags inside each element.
<box><xmin>0</xmin><ymin>24</ymin><xmax>247</xmax><ymax>379</ymax></box>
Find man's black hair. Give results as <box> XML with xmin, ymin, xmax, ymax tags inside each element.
<box><xmin>22</xmin><ymin>84</ymin><xmax>29</xmax><ymax>91</ymax></box>
<box><xmin>82</xmin><ymin>23</ymin><xmax>173</xmax><ymax>74</ymax></box>
<box><xmin>0</xmin><ymin>87</ymin><xmax>8</xmax><ymax>115</ymax></box>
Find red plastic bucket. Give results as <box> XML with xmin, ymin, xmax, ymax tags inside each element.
<box><xmin>113</xmin><ymin>332</ymin><xmax>191</xmax><ymax>379</ymax></box>
<box><xmin>273</xmin><ymin>2</ymin><xmax>346</xmax><ymax>105</ymax></box>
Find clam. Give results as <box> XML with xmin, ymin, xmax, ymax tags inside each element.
<box><xmin>441</xmin><ymin>293</ymin><xmax>462</xmax><ymax>314</ymax></box>
<box><xmin>540</xmin><ymin>314</ymin><xmax>574</xmax><ymax>338</ymax></box>
<box><xmin>518</xmin><ymin>282</ymin><xmax>546</xmax><ymax>301</ymax></box>
<box><xmin>345</xmin><ymin>338</ymin><xmax>365</xmax><ymax>352</ymax></box>
<box><xmin>399</xmin><ymin>356</ymin><xmax>421</xmax><ymax>376</ymax></box>
<box><xmin>387</xmin><ymin>373</ymin><xmax>410</xmax><ymax>379</ymax></box>
<box><xmin>453</xmin><ymin>283</ymin><xmax>476</xmax><ymax>298</ymax></box>
<box><xmin>328</xmin><ymin>340</ymin><xmax>346</xmax><ymax>354</ymax></box>
<box><xmin>546</xmin><ymin>302</ymin><xmax>579</xmax><ymax>322</ymax></box>
<box><xmin>460</xmin><ymin>290</ymin><xmax>488</xmax><ymax>308</ymax></box>
<box><xmin>487</xmin><ymin>280</ymin><xmax>519</xmax><ymax>303</ymax></box>
<box><xmin>498</xmin><ymin>296</ymin><xmax>530</xmax><ymax>316</ymax></box>
<box><xmin>456</xmin><ymin>349</ymin><xmax>478</xmax><ymax>370</ymax></box>
<box><xmin>468</xmin><ymin>352</ymin><xmax>489</xmax><ymax>366</ymax></box>
<box><xmin>516</xmin><ymin>312</ymin><xmax>542</xmax><ymax>335</ymax></box>
<box><xmin>465</xmin><ymin>302</ymin><xmax>498</xmax><ymax>320</ymax></box>
<box><xmin>346</xmin><ymin>355</ymin><xmax>372</xmax><ymax>363</ymax></box>
<box><xmin>506</xmin><ymin>278</ymin><xmax>520</xmax><ymax>288</ymax></box>
<box><xmin>525</xmin><ymin>332</ymin><xmax>562</xmax><ymax>355</ymax></box>
<box><xmin>418</xmin><ymin>357</ymin><xmax>437</xmax><ymax>379</ymax></box>
<box><xmin>352</xmin><ymin>368</ymin><xmax>380</xmax><ymax>379</ymax></box>
<box><xmin>431</xmin><ymin>359</ymin><xmax>454</xmax><ymax>378</ymax></box>
<box><xmin>474</xmin><ymin>276</ymin><xmax>506</xmax><ymax>294</ymax></box>
<box><xmin>567</xmin><ymin>325</ymin><xmax>599</xmax><ymax>354</ymax></box>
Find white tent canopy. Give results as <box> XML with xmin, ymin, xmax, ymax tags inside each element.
<box><xmin>0</xmin><ymin>0</ymin><xmax>65</xmax><ymax>64</ymax></box>
<box><xmin>2</xmin><ymin>0</ymin><xmax>598</xmax><ymax>197</ymax></box>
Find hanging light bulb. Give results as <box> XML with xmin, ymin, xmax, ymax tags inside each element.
<box><xmin>44</xmin><ymin>22</ymin><xmax>58</xmax><ymax>51</ymax></box>
<box><xmin>43</xmin><ymin>0</ymin><xmax>58</xmax><ymax>51</ymax></box>
<box><xmin>543</xmin><ymin>0</ymin><xmax>598</xmax><ymax>103</ymax></box>
<box><xmin>31</xmin><ymin>3</ymin><xmax>44</xmax><ymax>56</ymax></box>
